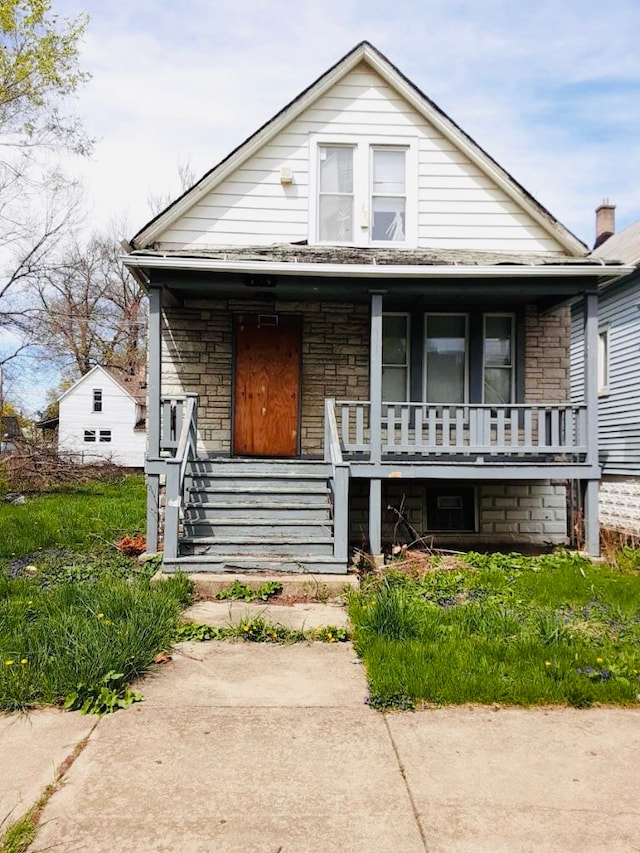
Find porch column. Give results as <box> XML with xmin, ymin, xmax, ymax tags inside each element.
<box><xmin>369</xmin><ymin>479</ymin><xmax>382</xmax><ymax>555</ymax></box>
<box><xmin>369</xmin><ymin>292</ymin><xmax>384</xmax><ymax>464</ymax></box>
<box><xmin>369</xmin><ymin>292</ymin><xmax>384</xmax><ymax>556</ymax></box>
<box><xmin>583</xmin><ymin>291</ymin><xmax>600</xmax><ymax>557</ymax></box>
<box><xmin>146</xmin><ymin>285</ymin><xmax>162</xmax><ymax>554</ymax></box>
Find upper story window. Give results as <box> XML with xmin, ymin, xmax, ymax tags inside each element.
<box><xmin>93</xmin><ymin>389</ymin><xmax>102</xmax><ymax>412</ymax></box>
<box><xmin>318</xmin><ymin>146</ymin><xmax>354</xmax><ymax>242</ymax></box>
<box><xmin>311</xmin><ymin>136</ymin><xmax>416</xmax><ymax>246</ymax></box>
<box><xmin>371</xmin><ymin>148</ymin><xmax>406</xmax><ymax>242</ymax></box>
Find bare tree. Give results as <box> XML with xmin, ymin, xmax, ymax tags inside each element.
<box><xmin>27</xmin><ymin>226</ymin><xmax>147</xmax><ymax>379</ymax></box>
<box><xmin>0</xmin><ymin>0</ymin><xmax>92</xmax><ymax>363</ymax></box>
<box><xmin>147</xmin><ymin>159</ymin><xmax>196</xmax><ymax>216</ymax></box>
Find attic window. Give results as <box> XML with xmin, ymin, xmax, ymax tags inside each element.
<box><xmin>311</xmin><ymin>136</ymin><xmax>416</xmax><ymax>247</ymax></box>
<box><xmin>93</xmin><ymin>389</ymin><xmax>102</xmax><ymax>412</ymax></box>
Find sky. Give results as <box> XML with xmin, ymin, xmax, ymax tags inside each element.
<box><xmin>6</xmin><ymin>0</ymin><xmax>640</xmax><ymax>412</ymax></box>
<box><xmin>54</xmin><ymin>0</ymin><xmax>640</xmax><ymax>243</ymax></box>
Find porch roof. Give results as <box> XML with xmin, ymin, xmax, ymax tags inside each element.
<box><xmin>124</xmin><ymin>244</ymin><xmax>632</xmax><ymax>308</ymax></box>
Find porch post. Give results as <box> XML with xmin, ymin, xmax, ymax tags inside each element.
<box><xmin>584</xmin><ymin>479</ymin><xmax>600</xmax><ymax>558</ymax></box>
<box><xmin>369</xmin><ymin>292</ymin><xmax>384</xmax><ymax>464</ymax></box>
<box><xmin>583</xmin><ymin>291</ymin><xmax>600</xmax><ymax>557</ymax></box>
<box><xmin>584</xmin><ymin>292</ymin><xmax>598</xmax><ymax>468</ymax></box>
<box><xmin>146</xmin><ymin>285</ymin><xmax>162</xmax><ymax>554</ymax></box>
<box><xmin>369</xmin><ymin>478</ymin><xmax>382</xmax><ymax>555</ymax></box>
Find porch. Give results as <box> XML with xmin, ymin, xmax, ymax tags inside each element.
<box><xmin>147</xmin><ymin>387</ymin><xmax>599</xmax><ymax>573</ymax></box>
<box><xmin>128</xmin><ymin>251</ymin><xmax>614</xmax><ymax>569</ymax></box>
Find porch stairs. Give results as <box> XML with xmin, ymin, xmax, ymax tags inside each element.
<box><xmin>162</xmin><ymin>459</ymin><xmax>348</xmax><ymax>574</ymax></box>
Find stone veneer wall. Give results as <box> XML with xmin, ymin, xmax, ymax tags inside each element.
<box><xmin>524</xmin><ymin>304</ymin><xmax>570</xmax><ymax>402</ymax></box>
<box><xmin>349</xmin><ymin>480</ymin><xmax>568</xmax><ymax>549</ymax></box>
<box><xmin>161</xmin><ymin>299</ymin><xmax>369</xmax><ymax>455</ymax></box>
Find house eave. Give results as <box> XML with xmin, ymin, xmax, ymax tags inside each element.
<box><xmin>123</xmin><ymin>253</ymin><xmax>632</xmax><ymax>282</ymax></box>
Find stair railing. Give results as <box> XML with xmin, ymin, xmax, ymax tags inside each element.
<box><xmin>324</xmin><ymin>399</ymin><xmax>349</xmax><ymax>561</ymax></box>
<box><xmin>164</xmin><ymin>393</ymin><xmax>199</xmax><ymax>560</ymax></box>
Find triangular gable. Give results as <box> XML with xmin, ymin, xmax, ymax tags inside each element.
<box><xmin>131</xmin><ymin>41</ymin><xmax>585</xmax><ymax>256</ymax></box>
<box><xmin>58</xmin><ymin>365</ymin><xmax>138</xmax><ymax>405</ymax></box>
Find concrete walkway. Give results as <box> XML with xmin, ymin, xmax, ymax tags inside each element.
<box><xmin>1</xmin><ymin>598</ymin><xmax>638</xmax><ymax>851</ymax></box>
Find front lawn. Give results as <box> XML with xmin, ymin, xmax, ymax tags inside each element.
<box><xmin>0</xmin><ymin>475</ymin><xmax>146</xmax><ymax>559</ymax></box>
<box><xmin>349</xmin><ymin>550</ymin><xmax>640</xmax><ymax>708</ymax></box>
<box><xmin>0</xmin><ymin>554</ymin><xmax>191</xmax><ymax>713</ymax></box>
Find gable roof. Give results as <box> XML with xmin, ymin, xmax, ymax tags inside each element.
<box><xmin>130</xmin><ymin>41</ymin><xmax>586</xmax><ymax>257</ymax></box>
<box><xmin>58</xmin><ymin>365</ymin><xmax>147</xmax><ymax>407</ymax></box>
<box><xmin>591</xmin><ymin>219</ymin><xmax>640</xmax><ymax>266</ymax></box>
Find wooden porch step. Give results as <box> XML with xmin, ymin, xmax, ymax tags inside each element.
<box><xmin>162</xmin><ymin>555</ymin><xmax>349</xmax><ymax>574</ymax></box>
<box><xmin>183</xmin><ymin>518</ymin><xmax>333</xmax><ymax>538</ymax></box>
<box><xmin>188</xmin><ymin>485</ymin><xmax>330</xmax><ymax>503</ymax></box>
<box><xmin>185</xmin><ymin>501</ymin><xmax>332</xmax><ymax>519</ymax></box>
<box><xmin>180</xmin><ymin>536</ymin><xmax>335</xmax><ymax>558</ymax></box>
<box><xmin>189</xmin><ymin>460</ymin><xmax>330</xmax><ymax>477</ymax></box>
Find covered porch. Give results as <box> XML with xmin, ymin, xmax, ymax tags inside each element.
<box><xmin>124</xmin><ymin>246</ymin><xmax>623</xmax><ymax>566</ymax></box>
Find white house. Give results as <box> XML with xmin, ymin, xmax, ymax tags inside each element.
<box><xmin>58</xmin><ymin>365</ymin><xmax>147</xmax><ymax>467</ymax></box>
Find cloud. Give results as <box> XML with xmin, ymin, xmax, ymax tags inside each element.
<box><xmin>50</xmin><ymin>0</ymin><xmax>640</xmax><ymax>242</ymax></box>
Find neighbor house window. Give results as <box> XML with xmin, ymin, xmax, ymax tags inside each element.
<box><xmin>424</xmin><ymin>314</ymin><xmax>468</xmax><ymax>403</ymax></box>
<box><xmin>99</xmin><ymin>430</ymin><xmax>112</xmax><ymax>443</ymax></box>
<box><xmin>382</xmin><ymin>314</ymin><xmax>410</xmax><ymax>401</ymax></box>
<box><xmin>483</xmin><ymin>315</ymin><xmax>515</xmax><ymax>404</ymax></box>
<box><xmin>93</xmin><ymin>389</ymin><xmax>102</xmax><ymax>412</ymax></box>
<box><xmin>318</xmin><ymin>145</ymin><xmax>354</xmax><ymax>242</ymax></box>
<box><xmin>371</xmin><ymin>148</ymin><xmax>406</xmax><ymax>242</ymax></box>
<box><xmin>598</xmin><ymin>329</ymin><xmax>610</xmax><ymax>394</ymax></box>
<box><xmin>84</xmin><ymin>430</ymin><xmax>96</xmax><ymax>442</ymax></box>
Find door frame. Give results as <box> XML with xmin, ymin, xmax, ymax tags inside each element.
<box><xmin>231</xmin><ymin>312</ymin><xmax>303</xmax><ymax>458</ymax></box>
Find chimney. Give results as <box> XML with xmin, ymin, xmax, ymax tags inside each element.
<box><xmin>594</xmin><ymin>199</ymin><xmax>615</xmax><ymax>249</ymax></box>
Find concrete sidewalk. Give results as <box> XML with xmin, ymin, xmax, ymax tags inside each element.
<box><xmin>1</xmin><ymin>597</ymin><xmax>638</xmax><ymax>851</ymax></box>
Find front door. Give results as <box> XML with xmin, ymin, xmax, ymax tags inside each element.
<box><xmin>233</xmin><ymin>317</ymin><xmax>301</xmax><ymax>457</ymax></box>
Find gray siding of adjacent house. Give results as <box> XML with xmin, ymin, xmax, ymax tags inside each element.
<box><xmin>571</xmin><ymin>272</ymin><xmax>640</xmax><ymax>476</ymax></box>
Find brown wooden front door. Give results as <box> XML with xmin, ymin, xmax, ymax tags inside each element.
<box><xmin>233</xmin><ymin>318</ymin><xmax>301</xmax><ymax>457</ymax></box>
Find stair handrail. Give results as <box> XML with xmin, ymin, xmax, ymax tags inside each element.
<box><xmin>324</xmin><ymin>398</ymin><xmax>349</xmax><ymax>562</ymax></box>
<box><xmin>164</xmin><ymin>393</ymin><xmax>199</xmax><ymax>560</ymax></box>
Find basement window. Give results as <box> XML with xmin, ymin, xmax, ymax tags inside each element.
<box><xmin>84</xmin><ymin>430</ymin><xmax>96</xmax><ymax>443</ymax></box>
<box><xmin>426</xmin><ymin>486</ymin><xmax>477</xmax><ymax>532</ymax></box>
<box><xmin>99</xmin><ymin>430</ymin><xmax>112</xmax><ymax>443</ymax></box>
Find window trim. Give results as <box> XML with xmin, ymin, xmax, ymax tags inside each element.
<box><xmin>309</xmin><ymin>134</ymin><xmax>417</xmax><ymax>247</ymax></box>
<box><xmin>598</xmin><ymin>327</ymin><xmax>610</xmax><ymax>395</ymax></box>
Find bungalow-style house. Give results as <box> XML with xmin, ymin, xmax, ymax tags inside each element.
<box><xmin>58</xmin><ymin>365</ymin><xmax>147</xmax><ymax>467</ymax></box>
<box><xmin>124</xmin><ymin>41</ymin><xmax>631</xmax><ymax>573</ymax></box>
<box><xmin>571</xmin><ymin>208</ymin><xmax>640</xmax><ymax>535</ymax></box>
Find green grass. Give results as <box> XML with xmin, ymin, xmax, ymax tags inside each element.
<box><xmin>0</xmin><ymin>559</ymin><xmax>191</xmax><ymax>712</ymax></box>
<box><xmin>0</xmin><ymin>475</ymin><xmax>145</xmax><ymax>559</ymax></box>
<box><xmin>349</xmin><ymin>551</ymin><xmax>640</xmax><ymax>708</ymax></box>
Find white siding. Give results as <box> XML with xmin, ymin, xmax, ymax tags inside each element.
<box><xmin>158</xmin><ymin>63</ymin><xmax>564</xmax><ymax>254</ymax></box>
<box><xmin>58</xmin><ymin>370</ymin><xmax>146</xmax><ymax>467</ymax></box>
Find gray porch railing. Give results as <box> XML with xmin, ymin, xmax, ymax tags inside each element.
<box><xmin>331</xmin><ymin>400</ymin><xmax>588</xmax><ymax>460</ymax></box>
<box><xmin>162</xmin><ymin>394</ymin><xmax>199</xmax><ymax>559</ymax></box>
<box><xmin>324</xmin><ymin>399</ymin><xmax>349</xmax><ymax>561</ymax></box>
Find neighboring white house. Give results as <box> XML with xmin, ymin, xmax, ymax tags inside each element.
<box><xmin>58</xmin><ymin>365</ymin><xmax>147</xmax><ymax>467</ymax></box>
